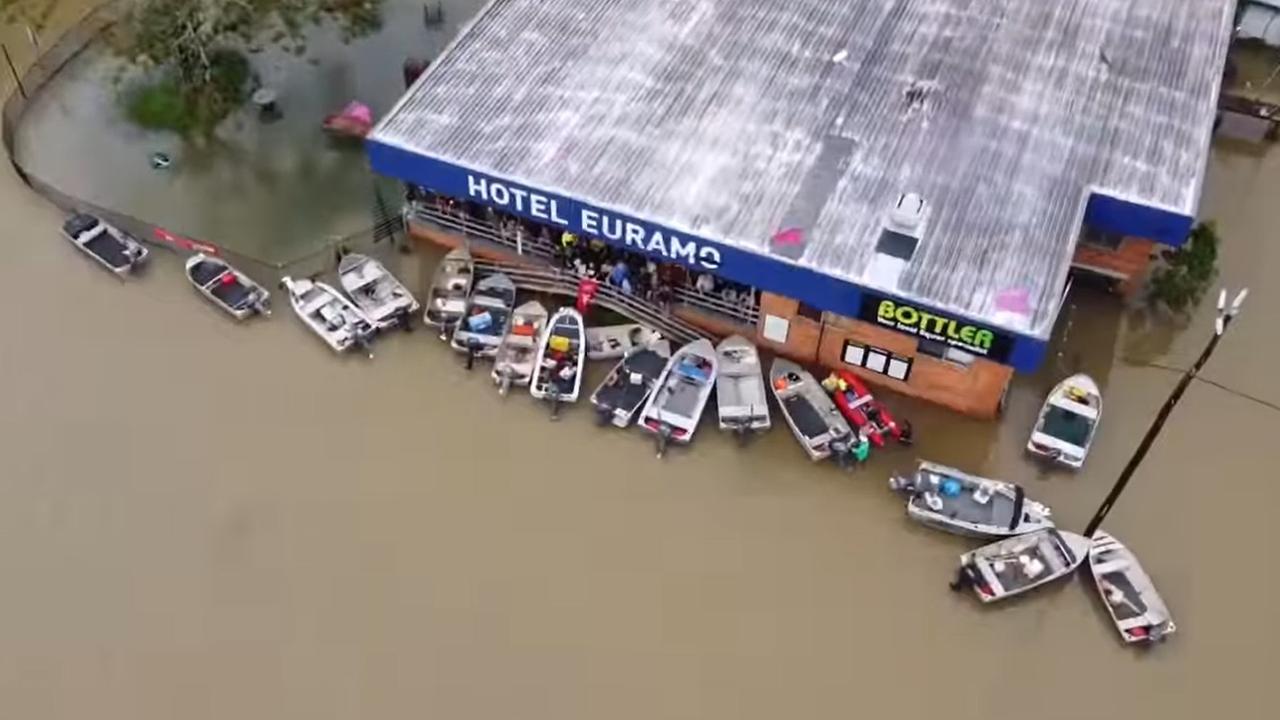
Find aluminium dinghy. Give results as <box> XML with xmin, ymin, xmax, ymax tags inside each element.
<box><xmin>639</xmin><ymin>338</ymin><xmax>718</xmax><ymax>456</ymax></box>
<box><xmin>888</xmin><ymin>460</ymin><xmax>1053</xmax><ymax>538</ymax></box>
<box><xmin>492</xmin><ymin>301</ymin><xmax>548</xmax><ymax>395</ymax></box>
<box><xmin>185</xmin><ymin>253</ymin><xmax>269</xmax><ymax>319</ymax></box>
<box><xmin>61</xmin><ymin>213</ymin><xmax>148</xmax><ymax>276</ymax></box>
<box><xmin>770</xmin><ymin>358</ymin><xmax>854</xmax><ymax>462</ymax></box>
<box><xmin>281</xmin><ymin>276</ymin><xmax>375</xmax><ymax>357</ymax></box>
<box><xmin>1028</xmin><ymin>374</ymin><xmax>1102</xmax><ymax>469</ymax></box>
<box><xmin>337</xmin><ymin>253</ymin><xmax>419</xmax><ymax>331</ymax></box>
<box><xmin>530</xmin><ymin>307</ymin><xmax>586</xmax><ymax>418</ymax></box>
<box><xmin>590</xmin><ymin>338</ymin><xmax>672</xmax><ymax>428</ymax></box>
<box><xmin>715</xmin><ymin>335</ymin><xmax>771</xmax><ymax>442</ymax></box>
<box><xmin>423</xmin><ymin>248</ymin><xmax>474</xmax><ymax>332</ymax></box>
<box><xmin>1089</xmin><ymin>531</ymin><xmax>1176</xmax><ymax>645</ymax></box>
<box><xmin>451</xmin><ymin>273</ymin><xmax>517</xmax><ymax>364</ymax></box>
<box><xmin>950</xmin><ymin>528</ymin><xmax>1092</xmax><ymax>604</ymax></box>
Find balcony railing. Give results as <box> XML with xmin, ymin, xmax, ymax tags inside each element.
<box><xmin>407</xmin><ymin>201</ymin><xmax>760</xmax><ymax>326</ymax></box>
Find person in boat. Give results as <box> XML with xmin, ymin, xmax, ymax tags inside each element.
<box><xmin>553</xmin><ymin>356</ymin><xmax>578</xmax><ymax>395</ymax></box>
<box><xmin>898</xmin><ymin>419</ymin><xmax>915</xmax><ymax>446</ymax></box>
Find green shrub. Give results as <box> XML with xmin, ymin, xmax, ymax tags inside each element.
<box><xmin>122</xmin><ymin>48</ymin><xmax>250</xmax><ymax>136</ymax></box>
<box><xmin>1148</xmin><ymin>222</ymin><xmax>1220</xmax><ymax>314</ymax></box>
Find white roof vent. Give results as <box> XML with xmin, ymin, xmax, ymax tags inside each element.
<box><xmin>869</xmin><ymin>193</ymin><xmax>927</xmax><ymax>289</ymax></box>
<box><xmin>888</xmin><ymin>192</ymin><xmax>926</xmax><ymax>231</ymax></box>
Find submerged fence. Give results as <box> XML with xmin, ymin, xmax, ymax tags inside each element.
<box><xmin>1</xmin><ymin>0</ymin><xmax>403</xmax><ymax>287</ymax></box>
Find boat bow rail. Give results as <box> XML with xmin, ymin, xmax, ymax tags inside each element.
<box><xmin>470</xmin><ymin>259</ymin><xmax>710</xmax><ymax>346</ymax></box>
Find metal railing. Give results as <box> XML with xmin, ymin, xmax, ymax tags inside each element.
<box><xmin>471</xmin><ymin>259</ymin><xmax>710</xmax><ymax>346</ymax></box>
<box><xmin>408</xmin><ymin>201</ymin><xmax>761</xmax><ymax>326</ymax></box>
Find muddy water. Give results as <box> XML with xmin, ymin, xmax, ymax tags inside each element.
<box><xmin>4</xmin><ymin>42</ymin><xmax>1280</xmax><ymax>720</ymax></box>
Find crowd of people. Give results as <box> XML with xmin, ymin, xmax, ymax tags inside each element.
<box><xmin>409</xmin><ymin>188</ymin><xmax>758</xmax><ymax>316</ymax></box>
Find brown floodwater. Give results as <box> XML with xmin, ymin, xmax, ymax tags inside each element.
<box><xmin>3</xmin><ymin>85</ymin><xmax>1279</xmax><ymax>720</ymax></box>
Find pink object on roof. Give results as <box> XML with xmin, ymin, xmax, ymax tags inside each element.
<box><xmin>772</xmin><ymin>227</ymin><xmax>805</xmax><ymax>246</ymax></box>
<box><xmin>995</xmin><ymin>287</ymin><xmax>1032</xmax><ymax>315</ymax></box>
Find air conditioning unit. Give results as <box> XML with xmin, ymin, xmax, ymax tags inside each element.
<box><xmin>869</xmin><ymin>193</ymin><xmax>927</xmax><ymax>289</ymax></box>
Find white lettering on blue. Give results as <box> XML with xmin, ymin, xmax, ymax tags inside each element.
<box><xmin>508</xmin><ymin>187</ymin><xmax>528</xmax><ymax>213</ymax></box>
<box><xmin>529</xmin><ymin>194</ymin><xmax>549</xmax><ymax>220</ymax></box>
<box><xmin>646</xmin><ymin>230</ymin><xmax>668</xmax><ymax>255</ymax></box>
<box><xmin>698</xmin><ymin>246</ymin><xmax>722</xmax><ymax>270</ymax></box>
<box><xmin>624</xmin><ymin>222</ymin><xmax>646</xmax><ymax>249</ymax></box>
<box><xmin>489</xmin><ymin>183</ymin><xmax>510</xmax><ymax>206</ymax></box>
<box><xmin>467</xmin><ymin>175</ymin><xmax>488</xmax><ymax>201</ymax></box>
<box><xmin>600</xmin><ymin>214</ymin><xmax>624</xmax><ymax>241</ymax></box>
<box><xmin>580</xmin><ymin>208</ymin><xmax>600</xmax><ymax>235</ymax></box>
<box><xmin>550</xmin><ymin>199</ymin><xmax>568</xmax><ymax>225</ymax></box>
<box><xmin>668</xmin><ymin>236</ymin><xmax>697</xmax><ymax>264</ymax></box>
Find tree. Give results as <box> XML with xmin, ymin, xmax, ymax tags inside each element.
<box><xmin>1148</xmin><ymin>221</ymin><xmax>1220</xmax><ymax>314</ymax></box>
<box><xmin>115</xmin><ymin>0</ymin><xmax>383</xmax><ymax>136</ymax></box>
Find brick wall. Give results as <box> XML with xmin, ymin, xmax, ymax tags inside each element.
<box><xmin>755</xmin><ymin>292</ymin><xmax>821</xmax><ymax>363</ymax></box>
<box><xmin>817</xmin><ymin>315</ymin><xmax>1012</xmax><ymax>419</ymax></box>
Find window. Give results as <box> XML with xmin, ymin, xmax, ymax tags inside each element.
<box><xmin>842</xmin><ymin>340</ymin><xmax>912</xmax><ymax>382</ymax></box>
<box><xmin>1080</xmin><ymin>226</ymin><xmax>1125</xmax><ymax>251</ymax></box>
<box><xmin>875</xmin><ymin>229</ymin><xmax>920</xmax><ymax>261</ymax></box>
<box><xmin>918</xmin><ymin>338</ymin><xmax>975</xmax><ymax>369</ymax></box>
<box><xmin>797</xmin><ymin>302</ymin><xmax>823</xmax><ymax>322</ymax></box>
<box><xmin>763</xmin><ymin>315</ymin><xmax>790</xmax><ymax>344</ymax></box>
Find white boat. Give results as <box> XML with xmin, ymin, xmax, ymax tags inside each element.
<box><xmin>888</xmin><ymin>460</ymin><xmax>1054</xmax><ymax>538</ymax></box>
<box><xmin>61</xmin><ymin>213</ymin><xmax>148</xmax><ymax>276</ymax></box>
<box><xmin>337</xmin><ymin>253</ymin><xmax>419</xmax><ymax>330</ymax></box>
<box><xmin>451</xmin><ymin>273</ymin><xmax>517</xmax><ymax>360</ymax></box>
<box><xmin>639</xmin><ymin>338</ymin><xmax>718</xmax><ymax>456</ymax></box>
<box><xmin>585</xmin><ymin>324</ymin><xmax>662</xmax><ymax>360</ymax></box>
<box><xmin>1089</xmin><ymin>531</ymin><xmax>1176</xmax><ymax>645</ymax></box>
<box><xmin>423</xmin><ymin>248</ymin><xmax>474</xmax><ymax>329</ymax></box>
<box><xmin>492</xmin><ymin>301</ymin><xmax>548</xmax><ymax>395</ymax></box>
<box><xmin>769</xmin><ymin>357</ymin><xmax>854</xmax><ymax>462</ymax></box>
<box><xmin>951</xmin><ymin>529</ymin><xmax>1092</xmax><ymax>604</ymax></box>
<box><xmin>184</xmin><ymin>253</ymin><xmax>269</xmax><ymax>319</ymax></box>
<box><xmin>281</xmin><ymin>276</ymin><xmax>376</xmax><ymax>357</ymax></box>
<box><xmin>1027</xmin><ymin>374</ymin><xmax>1102</xmax><ymax>469</ymax></box>
<box><xmin>530</xmin><ymin>307</ymin><xmax>586</xmax><ymax>417</ymax></box>
<box><xmin>715</xmin><ymin>335</ymin><xmax>771</xmax><ymax>441</ymax></box>
<box><xmin>590</xmin><ymin>338</ymin><xmax>672</xmax><ymax>428</ymax></box>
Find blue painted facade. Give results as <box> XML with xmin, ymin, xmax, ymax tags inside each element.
<box><xmin>368</xmin><ymin>139</ymin><xmax>1055</xmax><ymax>371</ymax></box>
<box><xmin>1084</xmin><ymin>192</ymin><xmax>1194</xmax><ymax>247</ymax></box>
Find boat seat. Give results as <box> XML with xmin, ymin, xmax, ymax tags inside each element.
<box><xmin>924</xmin><ymin>492</ymin><xmax>944</xmax><ymax>512</ymax></box>
<box><xmin>972</xmin><ymin>483</ymin><xmax>993</xmax><ymax>505</ymax></box>
<box><xmin>446</xmin><ymin>278</ymin><xmax>468</xmax><ymax>291</ymax></box>
<box><xmin>1092</xmin><ymin>559</ymin><xmax>1131</xmax><ymax>575</ymax></box>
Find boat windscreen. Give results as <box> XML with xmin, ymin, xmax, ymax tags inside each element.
<box><xmin>1008</xmin><ymin>485</ymin><xmax>1025</xmax><ymax>532</ymax></box>
<box><xmin>1041</xmin><ymin>406</ymin><xmax>1094</xmax><ymax>447</ymax></box>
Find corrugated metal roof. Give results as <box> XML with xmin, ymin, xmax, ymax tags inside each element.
<box><xmin>372</xmin><ymin>0</ymin><xmax>1233</xmax><ymax>336</ymax></box>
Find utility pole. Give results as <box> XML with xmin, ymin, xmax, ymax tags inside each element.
<box><xmin>1083</xmin><ymin>288</ymin><xmax>1249</xmax><ymax>537</ymax></box>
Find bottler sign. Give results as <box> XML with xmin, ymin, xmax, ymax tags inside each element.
<box><xmin>859</xmin><ymin>292</ymin><xmax>1014</xmax><ymax>363</ymax></box>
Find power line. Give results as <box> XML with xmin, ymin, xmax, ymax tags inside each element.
<box><xmin>1129</xmin><ymin>360</ymin><xmax>1280</xmax><ymax>415</ymax></box>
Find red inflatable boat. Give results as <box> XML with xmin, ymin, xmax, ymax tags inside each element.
<box><xmin>826</xmin><ymin>370</ymin><xmax>908</xmax><ymax>447</ymax></box>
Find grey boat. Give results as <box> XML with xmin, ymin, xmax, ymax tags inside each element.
<box><xmin>61</xmin><ymin>213</ymin><xmax>148</xmax><ymax>276</ymax></box>
<box><xmin>889</xmin><ymin>460</ymin><xmax>1054</xmax><ymax>538</ymax></box>
<box><xmin>951</xmin><ymin>529</ymin><xmax>1092</xmax><ymax>604</ymax></box>
<box><xmin>1089</xmin><ymin>531</ymin><xmax>1176</xmax><ymax>645</ymax></box>
<box><xmin>639</xmin><ymin>338</ymin><xmax>719</xmax><ymax>456</ymax></box>
<box><xmin>590</xmin><ymin>338</ymin><xmax>673</xmax><ymax>428</ymax></box>
<box><xmin>451</xmin><ymin>273</ymin><xmax>517</xmax><ymax>361</ymax></box>
<box><xmin>716</xmin><ymin>335</ymin><xmax>771</xmax><ymax>441</ymax></box>
<box><xmin>769</xmin><ymin>357</ymin><xmax>853</xmax><ymax>462</ymax></box>
<box><xmin>185</xmin><ymin>253</ymin><xmax>269</xmax><ymax>319</ymax></box>
<box><xmin>423</xmin><ymin>247</ymin><xmax>473</xmax><ymax>330</ymax></box>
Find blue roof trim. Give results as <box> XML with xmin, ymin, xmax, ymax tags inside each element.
<box><xmin>368</xmin><ymin>138</ymin><xmax>1053</xmax><ymax>372</ymax></box>
<box><xmin>1085</xmin><ymin>192</ymin><xmax>1194</xmax><ymax>248</ymax></box>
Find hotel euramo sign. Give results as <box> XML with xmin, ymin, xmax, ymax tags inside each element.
<box><xmin>364</xmin><ymin>142</ymin><xmax>1050</xmax><ymax>371</ymax></box>
<box><xmin>858</xmin><ymin>291</ymin><xmax>1015</xmax><ymax>363</ymax></box>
